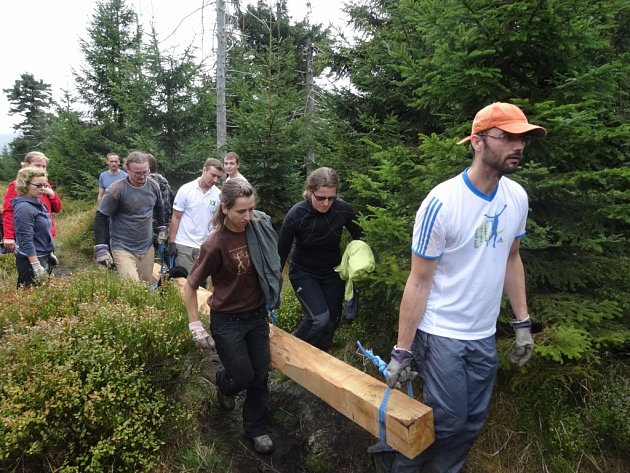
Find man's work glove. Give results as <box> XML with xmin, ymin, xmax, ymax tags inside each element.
<box><xmin>189</xmin><ymin>321</ymin><xmax>215</xmax><ymax>350</ymax></box>
<box><xmin>156</xmin><ymin>226</ymin><xmax>168</xmax><ymax>245</ymax></box>
<box><xmin>94</xmin><ymin>244</ymin><xmax>113</xmax><ymax>268</ymax></box>
<box><xmin>384</xmin><ymin>346</ymin><xmax>415</xmax><ymax>388</ymax></box>
<box><xmin>168</xmin><ymin>242</ymin><xmax>178</xmax><ymax>258</ymax></box>
<box><xmin>31</xmin><ymin>261</ymin><xmax>48</xmax><ymax>284</ymax></box>
<box><xmin>510</xmin><ymin>316</ymin><xmax>534</xmax><ymax>367</ymax></box>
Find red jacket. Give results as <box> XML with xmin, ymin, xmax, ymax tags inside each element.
<box><xmin>2</xmin><ymin>180</ymin><xmax>62</xmax><ymax>239</ymax></box>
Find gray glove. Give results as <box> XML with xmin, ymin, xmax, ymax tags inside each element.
<box><xmin>384</xmin><ymin>346</ymin><xmax>415</xmax><ymax>388</ymax></box>
<box><xmin>510</xmin><ymin>317</ymin><xmax>534</xmax><ymax>366</ymax></box>
<box><xmin>94</xmin><ymin>244</ymin><xmax>113</xmax><ymax>268</ymax></box>
<box><xmin>157</xmin><ymin>226</ymin><xmax>168</xmax><ymax>244</ymax></box>
<box><xmin>189</xmin><ymin>321</ymin><xmax>215</xmax><ymax>350</ymax></box>
<box><xmin>31</xmin><ymin>261</ymin><xmax>48</xmax><ymax>284</ymax></box>
<box><xmin>168</xmin><ymin>242</ymin><xmax>178</xmax><ymax>258</ymax></box>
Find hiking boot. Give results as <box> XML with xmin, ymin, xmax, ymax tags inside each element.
<box><xmin>216</xmin><ymin>388</ymin><xmax>235</xmax><ymax>410</ymax></box>
<box><xmin>367</xmin><ymin>440</ymin><xmax>396</xmax><ymax>473</ymax></box>
<box><xmin>215</xmin><ymin>372</ymin><xmax>235</xmax><ymax>410</ymax></box>
<box><xmin>252</xmin><ymin>434</ymin><xmax>274</xmax><ymax>454</ymax></box>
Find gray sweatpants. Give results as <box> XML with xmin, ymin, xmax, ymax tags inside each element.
<box><xmin>391</xmin><ymin>331</ymin><xmax>498</xmax><ymax>473</ymax></box>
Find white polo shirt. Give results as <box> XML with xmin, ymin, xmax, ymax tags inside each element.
<box><xmin>412</xmin><ymin>169</ymin><xmax>528</xmax><ymax>340</ymax></box>
<box><xmin>172</xmin><ymin>179</ymin><xmax>221</xmax><ymax>248</ymax></box>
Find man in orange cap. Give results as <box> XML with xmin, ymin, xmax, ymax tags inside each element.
<box><xmin>382</xmin><ymin>103</ymin><xmax>545</xmax><ymax>472</ymax></box>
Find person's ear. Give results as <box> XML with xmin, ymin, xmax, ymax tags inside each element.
<box><xmin>471</xmin><ymin>135</ymin><xmax>484</xmax><ymax>152</ymax></box>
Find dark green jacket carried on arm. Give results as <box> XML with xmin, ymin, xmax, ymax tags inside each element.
<box><xmin>246</xmin><ymin>210</ymin><xmax>283</xmax><ymax>309</ymax></box>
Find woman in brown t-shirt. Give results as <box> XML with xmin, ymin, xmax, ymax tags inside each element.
<box><xmin>183</xmin><ymin>178</ymin><xmax>275</xmax><ymax>455</ymax></box>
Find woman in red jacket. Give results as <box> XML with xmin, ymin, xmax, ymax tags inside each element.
<box><xmin>2</xmin><ymin>151</ymin><xmax>62</xmax><ymax>253</ymax></box>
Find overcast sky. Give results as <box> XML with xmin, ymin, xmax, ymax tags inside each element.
<box><xmin>0</xmin><ymin>0</ymin><xmax>351</xmax><ymax>134</ymax></box>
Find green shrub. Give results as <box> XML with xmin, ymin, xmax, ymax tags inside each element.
<box><xmin>586</xmin><ymin>368</ymin><xmax>630</xmax><ymax>457</ymax></box>
<box><xmin>275</xmin><ymin>282</ymin><xmax>303</xmax><ymax>333</ymax></box>
<box><xmin>0</xmin><ymin>272</ymin><xmax>196</xmax><ymax>472</ymax></box>
<box><xmin>0</xmin><ymin>253</ymin><xmax>15</xmax><ymax>284</ymax></box>
<box><xmin>54</xmin><ymin>201</ymin><xmax>97</xmax><ymax>267</ymax></box>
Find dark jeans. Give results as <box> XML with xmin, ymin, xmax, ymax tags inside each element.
<box><xmin>16</xmin><ymin>252</ymin><xmax>54</xmax><ymax>288</ymax></box>
<box><xmin>210</xmin><ymin>307</ymin><xmax>270</xmax><ymax>438</ymax></box>
<box><xmin>290</xmin><ymin>265</ymin><xmax>345</xmax><ymax>352</ymax></box>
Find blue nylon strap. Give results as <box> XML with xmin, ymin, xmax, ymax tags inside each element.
<box><xmin>158</xmin><ymin>241</ymin><xmax>167</xmax><ymax>273</ymax></box>
<box><xmin>356</xmin><ymin>340</ymin><xmax>388</xmax><ymax>375</ymax></box>
<box><xmin>356</xmin><ymin>340</ymin><xmax>415</xmax><ymax>443</ymax></box>
<box><xmin>149</xmin><ymin>242</ymin><xmax>169</xmax><ymax>292</ymax></box>
<box><xmin>378</xmin><ymin>385</ymin><xmax>392</xmax><ymax>442</ymax></box>
<box><xmin>266</xmin><ymin>305</ymin><xmax>278</xmax><ymax>325</ymax></box>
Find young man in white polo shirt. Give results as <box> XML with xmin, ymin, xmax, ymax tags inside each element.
<box><xmin>167</xmin><ymin>158</ymin><xmax>223</xmax><ymax>273</ymax></box>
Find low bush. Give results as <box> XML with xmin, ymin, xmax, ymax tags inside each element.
<box><xmin>0</xmin><ymin>271</ymin><xmax>198</xmax><ymax>472</ymax></box>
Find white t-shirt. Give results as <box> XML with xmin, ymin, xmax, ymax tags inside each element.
<box><xmin>224</xmin><ymin>173</ymin><xmax>248</xmax><ymax>183</ymax></box>
<box><xmin>172</xmin><ymin>179</ymin><xmax>221</xmax><ymax>248</ymax></box>
<box><xmin>412</xmin><ymin>169</ymin><xmax>528</xmax><ymax>340</ymax></box>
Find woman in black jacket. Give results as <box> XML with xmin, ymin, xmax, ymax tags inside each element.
<box><xmin>278</xmin><ymin>167</ymin><xmax>364</xmax><ymax>351</ymax></box>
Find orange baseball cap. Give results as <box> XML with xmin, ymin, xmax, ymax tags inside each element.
<box><xmin>458</xmin><ymin>102</ymin><xmax>546</xmax><ymax>144</ymax></box>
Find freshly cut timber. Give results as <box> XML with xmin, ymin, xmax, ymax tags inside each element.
<box><xmin>153</xmin><ymin>263</ymin><xmax>212</xmax><ymax>316</ymax></box>
<box><xmin>163</xmin><ymin>266</ymin><xmax>434</xmax><ymax>457</ymax></box>
<box><xmin>269</xmin><ymin>325</ymin><xmax>434</xmax><ymax>458</ymax></box>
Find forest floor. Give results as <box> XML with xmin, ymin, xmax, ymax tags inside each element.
<box><xmin>194</xmin><ymin>343</ymin><xmax>378</xmax><ymax>473</ymax></box>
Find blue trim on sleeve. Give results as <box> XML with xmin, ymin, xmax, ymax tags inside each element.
<box><xmin>411</xmin><ymin>248</ymin><xmax>440</xmax><ymax>259</ymax></box>
<box><xmin>413</xmin><ymin>196</ymin><xmax>442</xmax><ymax>256</ymax></box>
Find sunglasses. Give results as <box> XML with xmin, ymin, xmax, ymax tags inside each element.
<box><xmin>312</xmin><ymin>194</ymin><xmax>337</xmax><ymax>203</ymax></box>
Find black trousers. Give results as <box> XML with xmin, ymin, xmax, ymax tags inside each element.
<box><xmin>210</xmin><ymin>307</ymin><xmax>270</xmax><ymax>438</ymax></box>
<box><xmin>290</xmin><ymin>265</ymin><xmax>345</xmax><ymax>352</ymax></box>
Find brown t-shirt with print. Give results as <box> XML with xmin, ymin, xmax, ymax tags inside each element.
<box><xmin>187</xmin><ymin>226</ymin><xmax>265</xmax><ymax>313</ymax></box>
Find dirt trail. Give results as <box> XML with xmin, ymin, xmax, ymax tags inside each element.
<box><xmin>198</xmin><ymin>353</ymin><xmax>376</xmax><ymax>473</ymax></box>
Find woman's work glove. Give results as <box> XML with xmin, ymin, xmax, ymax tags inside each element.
<box><xmin>189</xmin><ymin>321</ymin><xmax>215</xmax><ymax>350</ymax></box>
<box><xmin>384</xmin><ymin>346</ymin><xmax>415</xmax><ymax>388</ymax></box>
<box><xmin>509</xmin><ymin>316</ymin><xmax>534</xmax><ymax>366</ymax></box>
<box><xmin>3</xmin><ymin>238</ymin><xmax>16</xmax><ymax>253</ymax></box>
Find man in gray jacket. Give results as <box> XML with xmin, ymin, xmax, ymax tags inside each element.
<box><xmin>93</xmin><ymin>151</ymin><xmax>166</xmax><ymax>284</ymax></box>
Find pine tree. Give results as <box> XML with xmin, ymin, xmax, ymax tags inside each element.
<box><xmin>75</xmin><ymin>0</ymin><xmax>142</xmax><ymax>129</ymax></box>
<box><xmin>3</xmin><ymin>72</ymin><xmax>55</xmax><ymax>165</ymax></box>
<box><xmin>336</xmin><ymin>0</ymin><xmax>630</xmax><ymax>369</ymax></box>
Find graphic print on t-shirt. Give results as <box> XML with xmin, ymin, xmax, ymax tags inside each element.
<box><xmin>230</xmin><ymin>245</ymin><xmax>251</xmax><ymax>274</ymax></box>
<box><xmin>474</xmin><ymin>204</ymin><xmax>508</xmax><ymax>249</ymax></box>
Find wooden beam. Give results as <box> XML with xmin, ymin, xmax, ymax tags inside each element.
<box><xmin>160</xmin><ymin>267</ymin><xmax>434</xmax><ymax>457</ymax></box>
<box><xmin>153</xmin><ymin>264</ymin><xmax>212</xmax><ymax>316</ymax></box>
<box><xmin>269</xmin><ymin>325</ymin><xmax>434</xmax><ymax>459</ymax></box>
<box><xmin>171</xmin><ymin>277</ymin><xmax>212</xmax><ymax>316</ymax></box>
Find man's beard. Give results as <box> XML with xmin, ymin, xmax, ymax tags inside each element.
<box><xmin>482</xmin><ymin>147</ymin><xmax>521</xmax><ymax>176</ymax></box>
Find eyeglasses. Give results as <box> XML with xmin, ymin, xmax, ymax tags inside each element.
<box><xmin>130</xmin><ymin>171</ymin><xmax>149</xmax><ymax>177</ymax></box>
<box><xmin>477</xmin><ymin>133</ymin><xmax>532</xmax><ymax>145</ymax></box>
<box><xmin>312</xmin><ymin>194</ymin><xmax>337</xmax><ymax>203</ymax></box>
<box><xmin>29</xmin><ymin>183</ymin><xmax>47</xmax><ymax>189</ymax></box>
